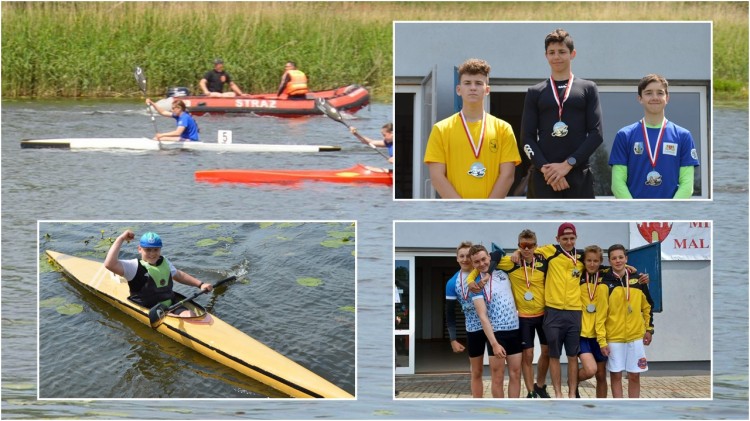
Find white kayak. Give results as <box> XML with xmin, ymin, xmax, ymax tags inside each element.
<box><xmin>20</xmin><ymin>138</ymin><xmax>341</xmax><ymax>153</ymax></box>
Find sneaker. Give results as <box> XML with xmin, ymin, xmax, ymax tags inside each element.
<box><xmin>526</xmin><ymin>391</ymin><xmax>539</xmax><ymax>398</ymax></box>
<box><xmin>575</xmin><ymin>384</ymin><xmax>580</xmax><ymax>399</ymax></box>
<box><xmin>534</xmin><ymin>383</ymin><xmax>551</xmax><ymax>398</ymax></box>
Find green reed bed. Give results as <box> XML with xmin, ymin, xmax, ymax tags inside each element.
<box><xmin>2</xmin><ymin>2</ymin><xmax>747</xmax><ymax>105</ymax></box>
<box><xmin>2</xmin><ymin>2</ymin><xmax>392</xmax><ymax>99</ymax></box>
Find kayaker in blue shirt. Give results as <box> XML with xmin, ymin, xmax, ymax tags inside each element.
<box><xmin>104</xmin><ymin>230</ymin><xmax>212</xmax><ymax>316</ymax></box>
<box><xmin>146</xmin><ymin>98</ymin><xmax>200</xmax><ymax>141</ymax></box>
<box><xmin>350</xmin><ymin>122</ymin><xmax>394</xmax><ymax>164</ymax></box>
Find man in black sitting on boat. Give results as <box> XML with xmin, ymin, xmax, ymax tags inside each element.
<box><xmin>200</xmin><ymin>58</ymin><xmax>245</xmax><ymax>97</ymax></box>
<box><xmin>104</xmin><ymin>230</ymin><xmax>212</xmax><ymax>316</ymax></box>
<box><xmin>277</xmin><ymin>61</ymin><xmax>309</xmax><ymax>99</ymax></box>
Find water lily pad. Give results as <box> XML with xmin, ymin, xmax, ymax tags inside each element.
<box><xmin>297</xmin><ymin>277</ymin><xmax>323</xmax><ymax>287</ymax></box>
<box><xmin>161</xmin><ymin>408</ymin><xmax>194</xmax><ymax>414</ymax></box>
<box><xmin>321</xmin><ymin>238</ymin><xmax>352</xmax><ymax>248</ymax></box>
<box><xmin>56</xmin><ymin>303</ymin><xmax>84</xmax><ymax>315</ymax></box>
<box><xmin>84</xmin><ymin>411</ymin><xmax>131</xmax><ymax>417</ymax></box>
<box><xmin>40</xmin><ymin>256</ymin><xmax>57</xmax><ymax>273</ymax></box>
<box><xmin>276</xmin><ymin>223</ymin><xmax>301</xmax><ymax>228</ymax></box>
<box><xmin>216</xmin><ymin>236</ymin><xmax>234</xmax><ymax>243</ymax></box>
<box><xmin>196</xmin><ymin>238</ymin><xmax>219</xmax><ymax>247</ymax></box>
<box><xmin>239</xmin><ymin>278</ymin><xmax>251</xmax><ymax>284</ymax></box>
<box><xmin>259</xmin><ymin>222</ymin><xmax>275</xmax><ymax>229</ymax></box>
<box><xmin>351</xmin><ymin>250</ymin><xmax>356</xmax><ymax>256</ymax></box>
<box><xmin>327</xmin><ymin>231</ymin><xmax>355</xmax><ymax>240</ymax></box>
<box><xmin>205</xmin><ymin>224</ymin><xmax>221</xmax><ymax>230</ymax></box>
<box><xmin>40</xmin><ymin>297</ymin><xmax>67</xmax><ymax>308</ymax></box>
<box><xmin>276</xmin><ymin>236</ymin><xmax>289</xmax><ymax>241</ymax></box>
<box><xmin>339</xmin><ymin>306</ymin><xmax>355</xmax><ymax>313</ymax></box>
<box><xmin>212</xmin><ymin>249</ymin><xmax>231</xmax><ymax>257</ymax></box>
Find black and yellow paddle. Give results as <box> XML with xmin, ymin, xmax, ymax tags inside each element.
<box><xmin>134</xmin><ymin>66</ymin><xmax>159</xmax><ymax>136</ymax></box>
<box><xmin>315</xmin><ymin>98</ymin><xmax>390</xmax><ymax>160</ymax></box>
<box><xmin>148</xmin><ymin>275</ymin><xmax>237</xmax><ymax>328</ymax></box>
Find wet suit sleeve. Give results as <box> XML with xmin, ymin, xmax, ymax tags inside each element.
<box><xmin>521</xmin><ymin>86</ymin><xmax>548</xmax><ymax>168</ymax></box>
<box><xmin>445</xmin><ymin>299</ymin><xmax>458</xmax><ymax>341</ymax></box>
<box><xmin>611</xmin><ymin>165</ymin><xmax>633</xmax><ymax>198</ymax></box>
<box><xmin>673</xmin><ymin>166</ymin><xmax>695</xmax><ymax>199</ymax></box>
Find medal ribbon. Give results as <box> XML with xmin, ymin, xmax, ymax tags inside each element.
<box><xmin>481</xmin><ymin>273</ymin><xmax>492</xmax><ymax>303</ymax></box>
<box><xmin>560</xmin><ymin>246</ymin><xmax>578</xmax><ymax>270</ymax></box>
<box><xmin>585</xmin><ymin>272</ymin><xmax>598</xmax><ymax>302</ymax></box>
<box><xmin>459</xmin><ymin>111</ymin><xmax>486</xmax><ymax>159</ymax></box>
<box><xmin>550</xmin><ymin>74</ymin><xmax>575</xmax><ymax>122</ymax></box>
<box><xmin>616</xmin><ymin>271</ymin><xmax>630</xmax><ymax>302</ymax></box>
<box><xmin>458</xmin><ymin>271</ymin><xmax>470</xmax><ymax>300</ymax></box>
<box><xmin>641</xmin><ymin>118</ymin><xmax>668</xmax><ymax>170</ymax></box>
<box><xmin>522</xmin><ymin>257</ymin><xmax>535</xmax><ymax>290</ymax></box>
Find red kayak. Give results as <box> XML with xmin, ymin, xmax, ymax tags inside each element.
<box><xmin>195</xmin><ymin>164</ymin><xmax>392</xmax><ymax>186</ymax></box>
<box><xmin>157</xmin><ymin>85</ymin><xmax>369</xmax><ymax>117</ymax></box>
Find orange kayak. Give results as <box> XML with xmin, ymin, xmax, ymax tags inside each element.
<box><xmin>195</xmin><ymin>164</ymin><xmax>392</xmax><ymax>186</ymax></box>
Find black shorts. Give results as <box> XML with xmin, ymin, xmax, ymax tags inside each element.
<box><xmin>519</xmin><ymin>315</ymin><xmax>547</xmax><ymax>349</ymax></box>
<box><xmin>543</xmin><ymin>307</ymin><xmax>582</xmax><ymax>358</ymax></box>
<box><xmin>491</xmin><ymin>329</ymin><xmax>523</xmax><ymax>356</ymax></box>
<box><xmin>528</xmin><ymin>166</ymin><xmax>595</xmax><ymax>199</ymax></box>
<box><xmin>467</xmin><ymin>330</ymin><xmax>491</xmax><ymax>358</ymax></box>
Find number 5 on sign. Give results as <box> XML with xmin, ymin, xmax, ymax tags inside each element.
<box><xmin>218</xmin><ymin>130</ymin><xmax>232</xmax><ymax>144</ymax></box>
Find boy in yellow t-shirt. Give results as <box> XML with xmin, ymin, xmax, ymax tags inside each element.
<box><xmin>424</xmin><ymin>58</ymin><xmax>520</xmax><ymax>199</ymax></box>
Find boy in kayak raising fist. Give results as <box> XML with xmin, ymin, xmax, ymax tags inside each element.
<box><xmin>104</xmin><ymin>230</ymin><xmax>211</xmax><ymax>316</ymax></box>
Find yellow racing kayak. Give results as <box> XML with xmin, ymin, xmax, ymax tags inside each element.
<box><xmin>45</xmin><ymin>250</ymin><xmax>353</xmax><ymax>399</ymax></box>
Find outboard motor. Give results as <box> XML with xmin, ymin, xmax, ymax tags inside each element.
<box><xmin>166</xmin><ymin>87</ymin><xmax>190</xmax><ymax>98</ymax></box>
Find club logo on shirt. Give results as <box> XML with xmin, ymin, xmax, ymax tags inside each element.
<box><xmin>663</xmin><ymin>142</ymin><xmax>678</xmax><ymax>156</ymax></box>
<box><xmin>691</xmin><ymin>148</ymin><xmax>698</xmax><ymax>160</ymax></box>
<box><xmin>523</xmin><ymin>144</ymin><xmax>535</xmax><ymax>160</ymax></box>
<box><xmin>633</xmin><ymin>142</ymin><xmax>644</xmax><ymax>155</ymax></box>
<box><xmin>489</xmin><ymin>138</ymin><xmax>498</xmax><ymax>153</ymax></box>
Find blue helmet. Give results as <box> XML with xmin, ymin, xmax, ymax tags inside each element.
<box><xmin>139</xmin><ymin>232</ymin><xmax>162</xmax><ymax>248</ymax></box>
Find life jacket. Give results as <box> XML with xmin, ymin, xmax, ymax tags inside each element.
<box><xmin>282</xmin><ymin>70</ymin><xmax>309</xmax><ymax>96</ymax></box>
<box><xmin>128</xmin><ymin>257</ymin><xmax>174</xmax><ymax>308</ymax></box>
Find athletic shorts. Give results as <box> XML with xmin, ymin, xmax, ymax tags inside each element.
<box><xmin>466</xmin><ymin>330</ymin><xmax>491</xmax><ymax>358</ymax></box>
<box><xmin>491</xmin><ymin>329</ymin><xmax>523</xmax><ymax>356</ymax></box>
<box><xmin>607</xmin><ymin>340</ymin><xmax>648</xmax><ymax>373</ymax></box>
<box><xmin>543</xmin><ymin>307</ymin><xmax>582</xmax><ymax>358</ymax></box>
<box><xmin>519</xmin><ymin>315</ymin><xmax>547</xmax><ymax>349</ymax></box>
<box><xmin>579</xmin><ymin>337</ymin><xmax>607</xmax><ymax>363</ymax></box>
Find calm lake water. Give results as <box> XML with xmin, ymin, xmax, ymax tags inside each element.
<box><xmin>2</xmin><ymin>102</ymin><xmax>748</xmax><ymax>419</ymax></box>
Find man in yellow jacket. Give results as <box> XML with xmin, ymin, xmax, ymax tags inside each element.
<box><xmin>602</xmin><ymin>244</ymin><xmax>654</xmax><ymax>398</ymax></box>
<box><xmin>277</xmin><ymin>61</ymin><xmax>309</xmax><ymax>98</ymax></box>
<box><xmin>533</xmin><ymin>222</ymin><xmax>584</xmax><ymax>398</ymax></box>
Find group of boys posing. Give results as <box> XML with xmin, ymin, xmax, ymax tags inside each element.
<box><xmin>445</xmin><ymin>223</ymin><xmax>654</xmax><ymax>398</ymax></box>
<box><xmin>424</xmin><ymin>28</ymin><xmax>700</xmax><ymax>199</ymax></box>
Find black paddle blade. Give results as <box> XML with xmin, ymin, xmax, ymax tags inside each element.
<box><xmin>148</xmin><ymin>303</ymin><xmax>168</xmax><ymax>328</ymax></box>
<box><xmin>134</xmin><ymin>66</ymin><xmax>147</xmax><ymax>94</ymax></box>
<box><xmin>315</xmin><ymin>98</ymin><xmax>346</xmax><ymax>124</ymax></box>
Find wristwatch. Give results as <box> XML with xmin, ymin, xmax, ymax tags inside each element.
<box><xmin>566</xmin><ymin>157</ymin><xmax>577</xmax><ymax>167</ymax></box>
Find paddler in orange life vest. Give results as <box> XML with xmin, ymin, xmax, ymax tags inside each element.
<box><xmin>104</xmin><ymin>230</ymin><xmax>212</xmax><ymax>316</ymax></box>
<box><xmin>277</xmin><ymin>61</ymin><xmax>309</xmax><ymax>99</ymax></box>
